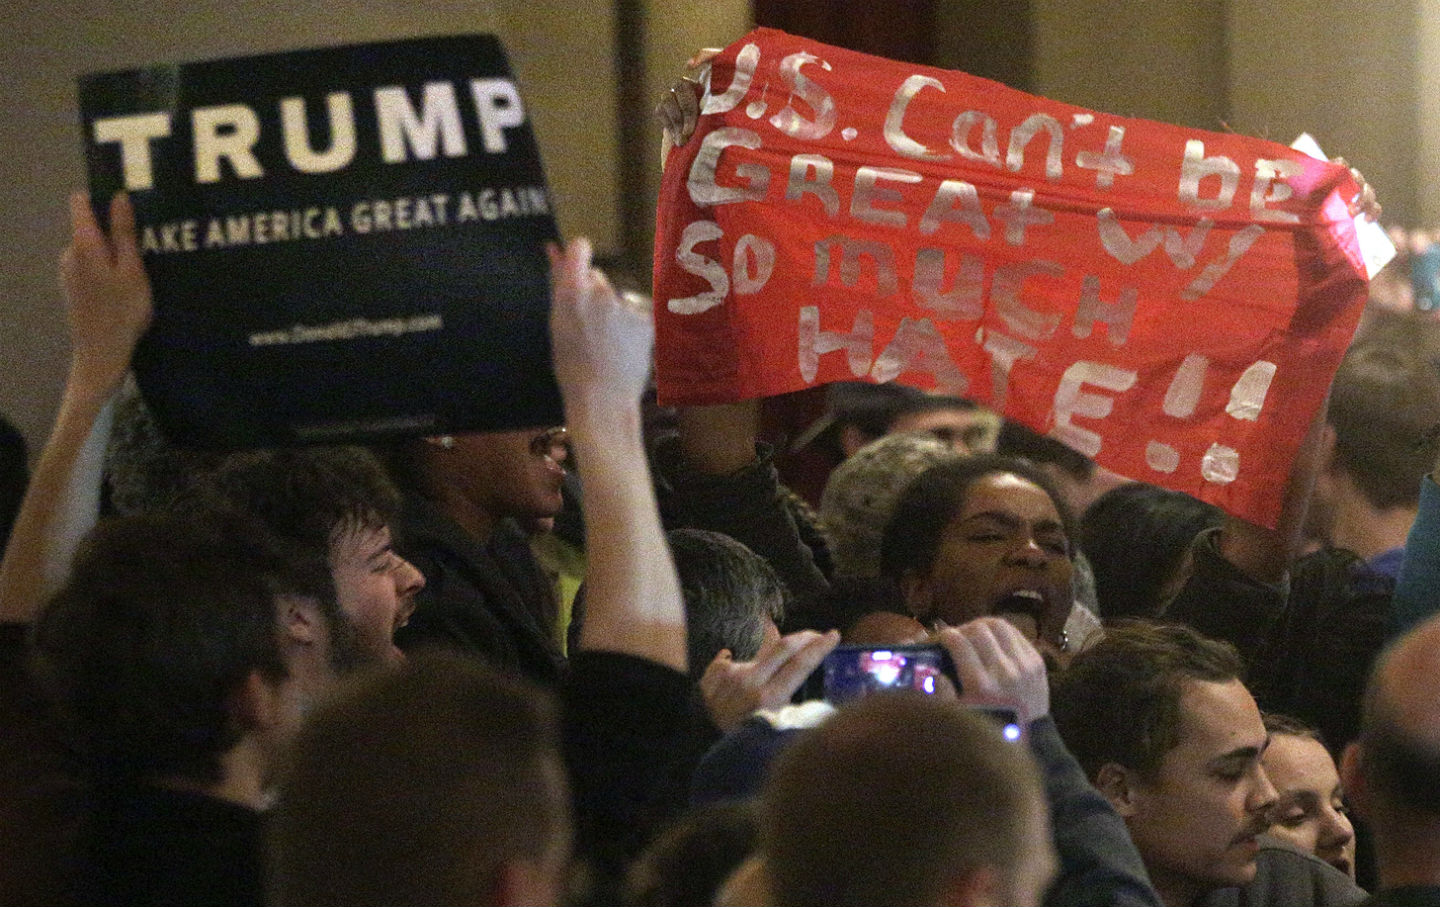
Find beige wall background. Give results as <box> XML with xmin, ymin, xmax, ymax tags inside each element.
<box><xmin>1</xmin><ymin>1</ymin><xmax>1432</xmax><ymax>459</ymax></box>
<box><xmin>1032</xmin><ymin>0</ymin><xmax>1427</xmax><ymax>228</ymax></box>
<box><xmin>1226</xmin><ymin>0</ymin><xmax>1420</xmax><ymax>227</ymax></box>
<box><xmin>1033</xmin><ymin>0</ymin><xmax>1228</xmax><ymax>131</ymax></box>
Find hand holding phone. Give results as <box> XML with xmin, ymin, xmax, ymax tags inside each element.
<box><xmin>799</xmin><ymin>639</ymin><xmax>1027</xmax><ymax>741</ymax></box>
<box><xmin>936</xmin><ymin>617</ymin><xmax>1050</xmax><ymax>728</ymax></box>
<box><xmin>701</xmin><ymin>629</ymin><xmax>841</xmax><ymax>732</ymax></box>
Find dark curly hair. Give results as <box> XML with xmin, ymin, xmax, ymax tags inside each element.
<box><xmin>879</xmin><ymin>454</ymin><xmax>1076</xmax><ymax>584</ymax></box>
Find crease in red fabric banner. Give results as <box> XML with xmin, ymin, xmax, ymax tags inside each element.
<box><xmin>653</xmin><ymin>27</ymin><xmax>1369</xmax><ymax>528</ymax></box>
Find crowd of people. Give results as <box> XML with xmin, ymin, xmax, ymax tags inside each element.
<box><xmin>2</xmin><ymin>56</ymin><xmax>1440</xmax><ymax>907</ymax></box>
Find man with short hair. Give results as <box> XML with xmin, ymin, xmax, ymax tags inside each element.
<box><xmin>825</xmin><ymin>381</ymin><xmax>999</xmax><ymax>459</ymax></box>
<box><xmin>704</xmin><ymin>616</ymin><xmax>1158</xmax><ymax>907</ymax></box>
<box><xmin>1310</xmin><ymin>325</ymin><xmax>1440</xmax><ymax>580</ymax></box>
<box><xmin>103</xmin><ymin>432</ymin><xmax>428</xmax><ymax>670</ymax></box>
<box><xmin>0</xmin><ymin>193</ymin><xmax>363</xmax><ymax>904</ymax></box>
<box><xmin>27</xmin><ymin>509</ymin><xmax>342</xmax><ymax>906</ymax></box>
<box><xmin>1160</xmin><ymin>334</ymin><xmax>1427</xmax><ymax>759</ymax></box>
<box><xmin>762</xmin><ymin>692</ymin><xmax>1057</xmax><ymax>907</ymax></box>
<box><xmin>1052</xmin><ymin>622</ymin><xmax>1365</xmax><ymax>907</ymax></box>
<box><xmin>1340</xmin><ymin>613</ymin><xmax>1440</xmax><ymax>905</ymax></box>
<box><xmin>271</xmin><ymin>653</ymin><xmax>571</xmax><ymax>907</ymax></box>
<box><xmin>0</xmin><ymin>192</ymin><xmax>426</xmax><ymax>673</ymax></box>
<box><xmin>269</xmin><ymin>238</ymin><xmax>701</xmax><ymax>907</ymax></box>
<box><xmin>667</xmin><ymin>527</ymin><xmax>787</xmax><ymax>676</ymax></box>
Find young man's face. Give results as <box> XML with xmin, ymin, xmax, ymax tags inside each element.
<box><xmin>329</xmin><ymin>523</ymin><xmax>425</xmax><ymax>666</ymax></box>
<box><xmin>888</xmin><ymin>406</ymin><xmax>998</xmax><ymax>455</ymax></box>
<box><xmin>1120</xmin><ymin>678</ymin><xmax>1278</xmax><ymax>906</ymax></box>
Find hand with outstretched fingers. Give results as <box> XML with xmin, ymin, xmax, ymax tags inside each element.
<box><xmin>700</xmin><ymin>628</ymin><xmax>840</xmax><ymax>732</ymax></box>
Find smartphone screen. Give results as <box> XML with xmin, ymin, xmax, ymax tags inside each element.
<box><xmin>804</xmin><ymin>645</ymin><xmax>1026</xmax><ymax>742</ymax></box>
<box><xmin>818</xmin><ymin>644</ymin><xmax>952</xmax><ymax>705</ymax></box>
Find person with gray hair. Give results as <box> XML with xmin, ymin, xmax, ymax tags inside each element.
<box><xmin>667</xmin><ymin>528</ymin><xmax>787</xmax><ymax>676</ymax></box>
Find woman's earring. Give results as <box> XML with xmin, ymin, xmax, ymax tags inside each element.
<box><xmin>432</xmin><ymin>435</ymin><xmax>456</xmax><ymax>450</ymax></box>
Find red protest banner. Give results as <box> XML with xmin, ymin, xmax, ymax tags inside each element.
<box><xmin>652</xmin><ymin>27</ymin><xmax>1369</xmax><ymax>529</ymax></box>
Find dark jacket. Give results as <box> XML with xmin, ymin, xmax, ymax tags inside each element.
<box><xmin>1196</xmin><ymin>838</ymin><xmax>1366</xmax><ymax>907</ymax></box>
<box><xmin>393</xmin><ymin>493</ymin><xmax>566</xmax><ymax>686</ymax></box>
<box><xmin>1165</xmin><ymin>529</ymin><xmax>1391</xmax><ymax>752</ymax></box>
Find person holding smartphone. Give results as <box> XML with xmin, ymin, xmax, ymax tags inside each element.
<box><xmin>697</xmin><ymin>617</ymin><xmax>1160</xmax><ymax>907</ymax></box>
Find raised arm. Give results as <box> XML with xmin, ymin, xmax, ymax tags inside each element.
<box><xmin>654</xmin><ymin>399</ymin><xmax>836</xmax><ymax>630</ymax></box>
<box><xmin>0</xmin><ymin>193</ymin><xmax>151</xmax><ymax>623</ymax></box>
<box><xmin>1160</xmin><ymin>393</ymin><xmax>1332</xmax><ymax>670</ymax></box>
<box><xmin>549</xmin><ymin>238</ymin><xmax>686</xmax><ymax>672</ymax></box>
<box><xmin>1162</xmin><ymin>165</ymin><xmax>1379</xmax><ymax>653</ymax></box>
<box><xmin>676</xmin><ymin>400</ymin><xmax>761</xmax><ymax>476</ymax></box>
<box><xmin>650</xmin><ymin>53</ymin><xmax>834</xmax><ymax>624</ymax></box>
<box><xmin>1215</xmin><ymin>397</ymin><xmax>1331</xmax><ymax>586</ymax></box>
<box><xmin>1207</xmin><ymin>162</ymin><xmax>1381</xmax><ymax>586</ymax></box>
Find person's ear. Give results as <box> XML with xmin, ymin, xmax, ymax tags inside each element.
<box><xmin>1339</xmin><ymin>741</ymin><xmax>1371</xmax><ymax>821</ymax></box>
<box><xmin>1319</xmin><ymin>422</ymin><xmax>1340</xmax><ymax>475</ymax></box>
<box><xmin>839</xmin><ymin>424</ymin><xmax>872</xmax><ymax>459</ymax></box>
<box><xmin>278</xmin><ymin>595</ymin><xmax>322</xmax><ymax>647</ymax></box>
<box><xmin>899</xmin><ymin>571</ymin><xmax>935</xmax><ymax>623</ymax></box>
<box><xmin>1094</xmin><ymin>762</ymin><xmax>1141</xmax><ymax>817</ymax></box>
<box><xmin>491</xmin><ymin>858</ymin><xmax>563</xmax><ymax>907</ymax></box>
<box><xmin>231</xmin><ymin>669</ymin><xmax>284</xmax><ymax>732</ymax></box>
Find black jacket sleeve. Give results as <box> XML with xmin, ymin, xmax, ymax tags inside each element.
<box><xmin>652</xmin><ymin>437</ymin><xmax>834</xmax><ymax>630</ymax></box>
<box><xmin>562</xmin><ymin>650</ymin><xmax>702</xmax><ymax>902</ymax></box>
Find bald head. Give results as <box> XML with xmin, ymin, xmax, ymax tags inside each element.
<box><xmin>1353</xmin><ymin>614</ymin><xmax>1440</xmax><ymax>819</ymax></box>
<box><xmin>1373</xmin><ymin>615</ymin><xmax>1440</xmax><ymax>735</ymax></box>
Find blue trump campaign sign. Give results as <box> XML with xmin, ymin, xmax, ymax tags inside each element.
<box><xmin>79</xmin><ymin>34</ymin><xmax>562</xmax><ymax>447</ymax></box>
